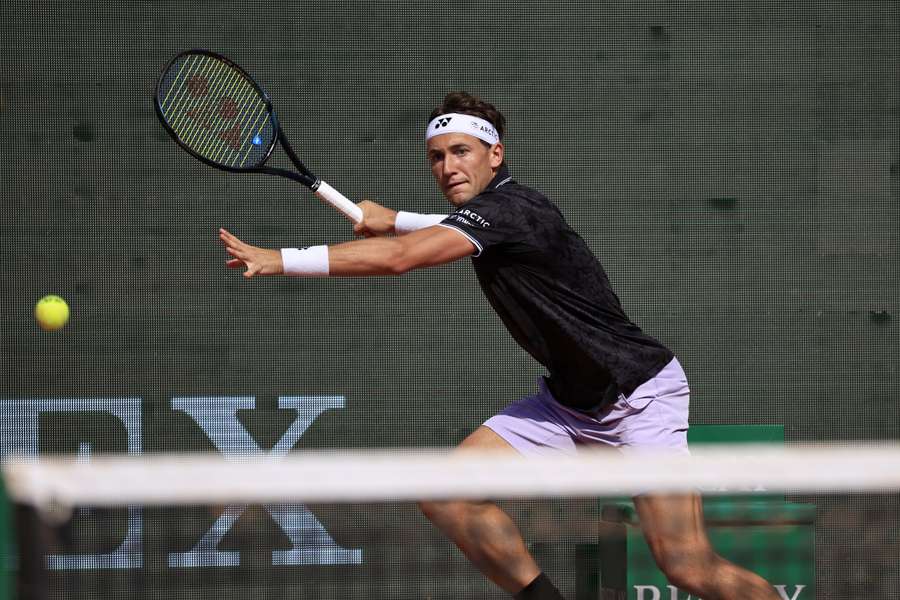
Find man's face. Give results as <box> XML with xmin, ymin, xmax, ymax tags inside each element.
<box><xmin>426</xmin><ymin>133</ymin><xmax>504</xmax><ymax>207</ymax></box>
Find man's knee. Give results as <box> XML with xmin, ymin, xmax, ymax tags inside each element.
<box><xmin>654</xmin><ymin>546</ymin><xmax>718</xmax><ymax>593</ymax></box>
<box><xmin>663</xmin><ymin>562</ymin><xmax>707</xmax><ymax>594</ymax></box>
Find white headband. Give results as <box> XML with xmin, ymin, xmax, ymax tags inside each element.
<box><xmin>425</xmin><ymin>113</ymin><xmax>500</xmax><ymax>145</ymax></box>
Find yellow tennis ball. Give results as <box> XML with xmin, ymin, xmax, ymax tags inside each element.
<box><xmin>34</xmin><ymin>295</ymin><xmax>70</xmax><ymax>331</ymax></box>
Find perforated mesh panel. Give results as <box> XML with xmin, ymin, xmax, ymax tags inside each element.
<box><xmin>0</xmin><ymin>1</ymin><xmax>897</xmax><ymax>598</ymax></box>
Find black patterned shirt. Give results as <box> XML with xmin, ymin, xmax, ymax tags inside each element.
<box><xmin>438</xmin><ymin>164</ymin><xmax>674</xmax><ymax>411</ymax></box>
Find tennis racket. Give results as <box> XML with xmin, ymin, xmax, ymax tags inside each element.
<box><xmin>153</xmin><ymin>49</ymin><xmax>362</xmax><ymax>223</ymax></box>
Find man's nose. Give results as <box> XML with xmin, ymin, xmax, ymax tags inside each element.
<box><xmin>442</xmin><ymin>154</ymin><xmax>459</xmax><ymax>177</ymax></box>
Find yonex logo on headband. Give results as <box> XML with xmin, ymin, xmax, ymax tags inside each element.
<box><xmin>425</xmin><ymin>113</ymin><xmax>500</xmax><ymax>146</ymax></box>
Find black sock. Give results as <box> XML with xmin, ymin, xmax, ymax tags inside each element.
<box><xmin>513</xmin><ymin>572</ymin><xmax>566</xmax><ymax>600</ymax></box>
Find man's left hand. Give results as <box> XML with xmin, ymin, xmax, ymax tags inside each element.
<box><xmin>219</xmin><ymin>228</ymin><xmax>284</xmax><ymax>278</ymax></box>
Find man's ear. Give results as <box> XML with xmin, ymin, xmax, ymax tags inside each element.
<box><xmin>489</xmin><ymin>142</ymin><xmax>504</xmax><ymax>169</ymax></box>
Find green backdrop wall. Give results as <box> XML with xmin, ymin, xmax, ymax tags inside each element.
<box><xmin>1</xmin><ymin>1</ymin><xmax>897</xmax><ymax>598</ymax></box>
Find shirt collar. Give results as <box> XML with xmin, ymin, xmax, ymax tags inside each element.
<box><xmin>485</xmin><ymin>163</ymin><xmax>513</xmax><ymax>192</ymax></box>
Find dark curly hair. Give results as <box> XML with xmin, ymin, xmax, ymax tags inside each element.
<box><xmin>428</xmin><ymin>91</ymin><xmax>506</xmax><ymax>142</ymax></box>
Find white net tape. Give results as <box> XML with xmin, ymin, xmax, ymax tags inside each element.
<box><xmin>5</xmin><ymin>442</ymin><xmax>900</xmax><ymax>511</ymax></box>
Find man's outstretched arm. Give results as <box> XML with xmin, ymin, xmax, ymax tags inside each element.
<box><xmin>218</xmin><ymin>225</ymin><xmax>474</xmax><ymax>278</ymax></box>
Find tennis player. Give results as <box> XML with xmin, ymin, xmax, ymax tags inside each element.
<box><xmin>219</xmin><ymin>92</ymin><xmax>779</xmax><ymax>600</ymax></box>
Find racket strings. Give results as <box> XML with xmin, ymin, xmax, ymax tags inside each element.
<box><xmin>163</xmin><ymin>56</ymin><xmax>222</xmax><ymax>146</ymax></box>
<box><xmin>170</xmin><ymin>56</ymin><xmax>257</xmax><ymax>164</ymax></box>
<box><xmin>158</xmin><ymin>53</ymin><xmax>274</xmax><ymax>169</ymax></box>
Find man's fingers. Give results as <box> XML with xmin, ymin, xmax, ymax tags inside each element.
<box><xmin>224</xmin><ymin>240</ymin><xmax>245</xmax><ymax>255</ymax></box>
<box><xmin>223</xmin><ymin>240</ymin><xmax>251</xmax><ymax>259</ymax></box>
<box><xmin>219</xmin><ymin>228</ymin><xmax>255</xmax><ymax>278</ymax></box>
<box><xmin>219</xmin><ymin>229</ymin><xmax>238</xmax><ymax>249</ymax></box>
<box><xmin>219</xmin><ymin>228</ymin><xmax>248</xmax><ymax>249</ymax></box>
<box><xmin>219</xmin><ymin>229</ymin><xmax>273</xmax><ymax>279</ymax></box>
<box><xmin>353</xmin><ymin>222</ymin><xmax>381</xmax><ymax>239</ymax></box>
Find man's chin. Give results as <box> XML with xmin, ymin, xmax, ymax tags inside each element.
<box><xmin>445</xmin><ymin>189</ymin><xmax>474</xmax><ymax>206</ymax></box>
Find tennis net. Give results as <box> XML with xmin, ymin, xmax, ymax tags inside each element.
<box><xmin>3</xmin><ymin>444</ymin><xmax>900</xmax><ymax>600</ymax></box>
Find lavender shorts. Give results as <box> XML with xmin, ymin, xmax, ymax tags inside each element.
<box><xmin>483</xmin><ymin>357</ymin><xmax>690</xmax><ymax>456</ymax></box>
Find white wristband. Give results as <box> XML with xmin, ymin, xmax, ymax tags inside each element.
<box><xmin>280</xmin><ymin>245</ymin><xmax>330</xmax><ymax>277</ymax></box>
<box><xmin>394</xmin><ymin>211</ymin><xmax>447</xmax><ymax>235</ymax></box>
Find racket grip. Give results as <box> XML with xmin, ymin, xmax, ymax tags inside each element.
<box><xmin>314</xmin><ymin>180</ymin><xmax>363</xmax><ymax>224</ymax></box>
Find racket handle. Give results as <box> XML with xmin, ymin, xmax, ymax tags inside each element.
<box><xmin>314</xmin><ymin>180</ymin><xmax>363</xmax><ymax>224</ymax></box>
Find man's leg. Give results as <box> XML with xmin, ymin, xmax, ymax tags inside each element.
<box><xmin>633</xmin><ymin>492</ymin><xmax>780</xmax><ymax>600</ymax></box>
<box><xmin>418</xmin><ymin>426</ymin><xmax>563</xmax><ymax>598</ymax></box>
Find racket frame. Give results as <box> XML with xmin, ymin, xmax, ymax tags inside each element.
<box><xmin>154</xmin><ymin>49</ymin><xmax>330</xmax><ymax>194</ymax></box>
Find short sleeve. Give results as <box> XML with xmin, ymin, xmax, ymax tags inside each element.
<box><xmin>437</xmin><ymin>193</ymin><xmax>527</xmax><ymax>257</ymax></box>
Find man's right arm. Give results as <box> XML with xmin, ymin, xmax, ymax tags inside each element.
<box><xmin>353</xmin><ymin>200</ymin><xmax>446</xmax><ymax>238</ymax></box>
